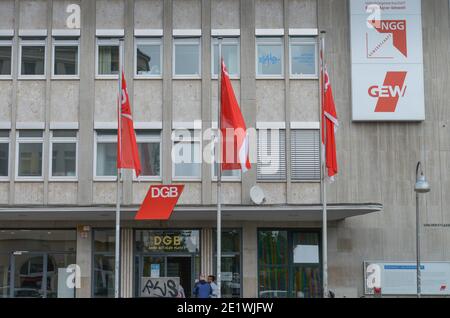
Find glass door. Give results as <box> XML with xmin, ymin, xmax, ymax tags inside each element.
<box><xmin>167</xmin><ymin>256</ymin><xmax>192</xmax><ymax>297</ymax></box>
<box><xmin>12</xmin><ymin>253</ymin><xmax>45</xmax><ymax>298</ymax></box>
<box><xmin>0</xmin><ymin>254</ymin><xmax>10</xmax><ymax>298</ymax></box>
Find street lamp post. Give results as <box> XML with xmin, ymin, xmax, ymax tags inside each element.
<box><xmin>414</xmin><ymin>162</ymin><xmax>430</xmax><ymax>298</ymax></box>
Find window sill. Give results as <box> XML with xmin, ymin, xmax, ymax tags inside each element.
<box><xmin>48</xmin><ymin>178</ymin><xmax>78</xmax><ymax>182</ymax></box>
<box><xmin>133</xmin><ymin>177</ymin><xmax>162</xmax><ymax>182</ymax></box>
<box><xmin>291</xmin><ymin>180</ymin><xmax>321</xmax><ymax>184</ymax></box>
<box><xmin>256</xmin><ymin>179</ymin><xmax>287</xmax><ymax>183</ymax></box>
<box><xmin>0</xmin><ymin>76</ymin><xmax>12</xmax><ymax>80</ymax></box>
<box><xmin>134</xmin><ymin>75</ymin><xmax>163</xmax><ymax>80</ymax></box>
<box><xmin>0</xmin><ymin>178</ymin><xmax>10</xmax><ymax>182</ymax></box>
<box><xmin>51</xmin><ymin>76</ymin><xmax>80</xmax><ymax>80</ymax></box>
<box><xmin>172</xmin><ymin>75</ymin><xmax>202</xmax><ymax>80</ymax></box>
<box><xmin>94</xmin><ymin>177</ymin><xmax>119</xmax><ymax>182</ymax></box>
<box><xmin>95</xmin><ymin>75</ymin><xmax>119</xmax><ymax>80</ymax></box>
<box><xmin>14</xmin><ymin>178</ymin><xmax>45</xmax><ymax>182</ymax></box>
<box><xmin>212</xmin><ymin>178</ymin><xmax>242</xmax><ymax>182</ymax></box>
<box><xmin>290</xmin><ymin>75</ymin><xmax>319</xmax><ymax>80</ymax></box>
<box><xmin>256</xmin><ymin>76</ymin><xmax>285</xmax><ymax>80</ymax></box>
<box><xmin>211</xmin><ymin>75</ymin><xmax>240</xmax><ymax>80</ymax></box>
<box><xmin>18</xmin><ymin>76</ymin><xmax>46</xmax><ymax>80</ymax></box>
<box><xmin>172</xmin><ymin>178</ymin><xmax>202</xmax><ymax>182</ymax></box>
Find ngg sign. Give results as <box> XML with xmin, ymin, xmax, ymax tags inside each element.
<box><xmin>135</xmin><ymin>185</ymin><xmax>184</xmax><ymax>220</ymax></box>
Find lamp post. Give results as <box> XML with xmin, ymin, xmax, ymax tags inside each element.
<box><xmin>414</xmin><ymin>162</ymin><xmax>430</xmax><ymax>298</ymax></box>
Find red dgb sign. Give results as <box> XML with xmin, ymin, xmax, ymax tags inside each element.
<box><xmin>135</xmin><ymin>185</ymin><xmax>184</xmax><ymax>220</ymax></box>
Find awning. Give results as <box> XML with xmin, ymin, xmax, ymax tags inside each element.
<box><xmin>0</xmin><ymin>203</ymin><xmax>382</xmax><ymax>222</ymax></box>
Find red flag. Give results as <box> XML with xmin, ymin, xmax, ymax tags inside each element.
<box><xmin>321</xmin><ymin>65</ymin><xmax>338</xmax><ymax>181</ymax></box>
<box><xmin>117</xmin><ymin>71</ymin><xmax>141</xmax><ymax>176</ymax></box>
<box><xmin>220</xmin><ymin>60</ymin><xmax>251</xmax><ymax>172</ymax></box>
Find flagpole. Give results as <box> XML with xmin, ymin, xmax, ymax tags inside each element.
<box><xmin>114</xmin><ymin>38</ymin><xmax>124</xmax><ymax>299</ymax></box>
<box><xmin>320</xmin><ymin>31</ymin><xmax>328</xmax><ymax>298</ymax></box>
<box><xmin>216</xmin><ymin>37</ymin><xmax>223</xmax><ymax>298</ymax></box>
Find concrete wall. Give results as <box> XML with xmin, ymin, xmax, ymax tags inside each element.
<box><xmin>318</xmin><ymin>0</ymin><xmax>450</xmax><ymax>297</ymax></box>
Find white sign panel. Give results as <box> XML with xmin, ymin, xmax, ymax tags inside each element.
<box><xmin>364</xmin><ymin>262</ymin><xmax>450</xmax><ymax>295</ymax></box>
<box><xmin>350</xmin><ymin>0</ymin><xmax>425</xmax><ymax>121</ymax></box>
<box><xmin>293</xmin><ymin>245</ymin><xmax>320</xmax><ymax>264</ymax></box>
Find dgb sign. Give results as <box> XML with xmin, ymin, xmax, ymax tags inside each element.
<box><xmin>135</xmin><ymin>185</ymin><xmax>184</xmax><ymax>220</ymax></box>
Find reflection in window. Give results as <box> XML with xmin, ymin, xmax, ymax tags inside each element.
<box><xmin>174</xmin><ymin>38</ymin><xmax>200</xmax><ymax>76</ymax></box>
<box><xmin>212</xmin><ymin>38</ymin><xmax>239</xmax><ymax>77</ymax></box>
<box><xmin>17</xmin><ymin>130</ymin><xmax>44</xmax><ymax>178</ymax></box>
<box><xmin>290</xmin><ymin>38</ymin><xmax>317</xmax><ymax>77</ymax></box>
<box><xmin>0</xmin><ymin>131</ymin><xmax>9</xmax><ymax>177</ymax></box>
<box><xmin>136</xmin><ymin>40</ymin><xmax>162</xmax><ymax>76</ymax></box>
<box><xmin>21</xmin><ymin>44</ymin><xmax>45</xmax><ymax>75</ymax></box>
<box><xmin>93</xmin><ymin>229</ymin><xmax>115</xmax><ymax>298</ymax></box>
<box><xmin>172</xmin><ymin>130</ymin><xmax>201</xmax><ymax>180</ymax></box>
<box><xmin>136</xmin><ymin>131</ymin><xmax>161</xmax><ymax>178</ymax></box>
<box><xmin>54</xmin><ymin>44</ymin><xmax>78</xmax><ymax>76</ymax></box>
<box><xmin>51</xmin><ymin>130</ymin><xmax>77</xmax><ymax>178</ymax></box>
<box><xmin>0</xmin><ymin>45</ymin><xmax>12</xmax><ymax>76</ymax></box>
<box><xmin>96</xmin><ymin>131</ymin><xmax>117</xmax><ymax>178</ymax></box>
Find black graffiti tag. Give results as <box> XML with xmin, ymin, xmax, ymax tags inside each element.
<box><xmin>142</xmin><ymin>278</ymin><xmax>178</xmax><ymax>297</ymax></box>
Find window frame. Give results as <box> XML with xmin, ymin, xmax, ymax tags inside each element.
<box><xmin>18</xmin><ymin>38</ymin><xmax>47</xmax><ymax>80</ymax></box>
<box><xmin>290</xmin><ymin>128</ymin><xmax>321</xmax><ymax>183</ymax></box>
<box><xmin>289</xmin><ymin>37</ymin><xmax>319</xmax><ymax>79</ymax></box>
<box><xmin>48</xmin><ymin>130</ymin><xmax>78</xmax><ymax>181</ymax></box>
<box><xmin>0</xmin><ymin>131</ymin><xmax>10</xmax><ymax>181</ymax></box>
<box><xmin>257</xmin><ymin>128</ymin><xmax>287</xmax><ymax>182</ymax></box>
<box><xmin>133</xmin><ymin>130</ymin><xmax>162</xmax><ymax>181</ymax></box>
<box><xmin>172</xmin><ymin>37</ymin><xmax>202</xmax><ymax>79</ymax></box>
<box><xmin>211</xmin><ymin>37</ymin><xmax>240</xmax><ymax>79</ymax></box>
<box><xmin>255</xmin><ymin>37</ymin><xmax>284</xmax><ymax>79</ymax></box>
<box><xmin>172</xmin><ymin>129</ymin><xmax>202</xmax><ymax>182</ymax></box>
<box><xmin>52</xmin><ymin>38</ymin><xmax>80</xmax><ymax>79</ymax></box>
<box><xmin>0</xmin><ymin>39</ymin><xmax>13</xmax><ymax>79</ymax></box>
<box><xmin>95</xmin><ymin>38</ymin><xmax>121</xmax><ymax>80</ymax></box>
<box><xmin>94</xmin><ymin>130</ymin><xmax>118</xmax><ymax>181</ymax></box>
<box><xmin>210</xmin><ymin>129</ymin><xmax>241</xmax><ymax>182</ymax></box>
<box><xmin>15</xmin><ymin>130</ymin><xmax>45</xmax><ymax>181</ymax></box>
<box><xmin>134</xmin><ymin>37</ymin><xmax>163</xmax><ymax>79</ymax></box>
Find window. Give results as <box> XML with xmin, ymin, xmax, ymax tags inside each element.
<box><xmin>257</xmin><ymin>129</ymin><xmax>286</xmax><ymax>181</ymax></box>
<box><xmin>172</xmin><ymin>129</ymin><xmax>201</xmax><ymax>180</ymax></box>
<box><xmin>173</xmin><ymin>38</ymin><xmax>201</xmax><ymax>77</ymax></box>
<box><xmin>50</xmin><ymin>130</ymin><xmax>77</xmax><ymax>180</ymax></box>
<box><xmin>53</xmin><ymin>39</ymin><xmax>79</xmax><ymax>77</ymax></box>
<box><xmin>135</xmin><ymin>38</ymin><xmax>162</xmax><ymax>77</ymax></box>
<box><xmin>258</xmin><ymin>230</ymin><xmax>322</xmax><ymax>298</ymax></box>
<box><xmin>256</xmin><ymin>37</ymin><xmax>283</xmax><ymax>77</ymax></box>
<box><xmin>212</xmin><ymin>37</ymin><xmax>240</xmax><ymax>78</ymax></box>
<box><xmin>96</xmin><ymin>38</ymin><xmax>120</xmax><ymax>77</ymax></box>
<box><xmin>16</xmin><ymin>130</ymin><xmax>44</xmax><ymax>180</ymax></box>
<box><xmin>136</xmin><ymin>130</ymin><xmax>161</xmax><ymax>180</ymax></box>
<box><xmin>290</xmin><ymin>37</ymin><xmax>318</xmax><ymax>78</ymax></box>
<box><xmin>92</xmin><ymin>229</ymin><xmax>115</xmax><ymax>298</ymax></box>
<box><xmin>0</xmin><ymin>130</ymin><xmax>9</xmax><ymax>179</ymax></box>
<box><xmin>95</xmin><ymin>130</ymin><xmax>117</xmax><ymax>179</ymax></box>
<box><xmin>213</xmin><ymin>229</ymin><xmax>242</xmax><ymax>298</ymax></box>
<box><xmin>291</xmin><ymin>130</ymin><xmax>320</xmax><ymax>181</ymax></box>
<box><xmin>211</xmin><ymin>130</ymin><xmax>241</xmax><ymax>181</ymax></box>
<box><xmin>0</xmin><ymin>40</ymin><xmax>12</xmax><ymax>77</ymax></box>
<box><xmin>19</xmin><ymin>39</ymin><xmax>46</xmax><ymax>77</ymax></box>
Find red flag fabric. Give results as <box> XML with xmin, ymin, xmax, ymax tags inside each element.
<box><xmin>321</xmin><ymin>66</ymin><xmax>338</xmax><ymax>181</ymax></box>
<box><xmin>220</xmin><ymin>60</ymin><xmax>251</xmax><ymax>172</ymax></box>
<box><xmin>117</xmin><ymin>71</ymin><xmax>142</xmax><ymax>176</ymax></box>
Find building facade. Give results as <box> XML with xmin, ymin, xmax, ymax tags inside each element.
<box><xmin>0</xmin><ymin>0</ymin><xmax>449</xmax><ymax>298</ymax></box>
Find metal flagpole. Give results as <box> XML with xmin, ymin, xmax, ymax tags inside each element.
<box><xmin>114</xmin><ymin>38</ymin><xmax>124</xmax><ymax>299</ymax></box>
<box><xmin>216</xmin><ymin>37</ymin><xmax>223</xmax><ymax>298</ymax></box>
<box><xmin>320</xmin><ymin>31</ymin><xmax>328</xmax><ymax>298</ymax></box>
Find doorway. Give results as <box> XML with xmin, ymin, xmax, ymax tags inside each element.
<box><xmin>140</xmin><ymin>255</ymin><xmax>193</xmax><ymax>298</ymax></box>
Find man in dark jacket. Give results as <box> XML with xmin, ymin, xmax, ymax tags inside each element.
<box><xmin>193</xmin><ymin>274</ymin><xmax>212</xmax><ymax>298</ymax></box>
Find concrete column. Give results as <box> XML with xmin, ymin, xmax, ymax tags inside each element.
<box><xmin>162</xmin><ymin>0</ymin><xmax>173</xmax><ymax>184</ymax></box>
<box><xmin>201</xmin><ymin>0</ymin><xmax>212</xmax><ymax>204</ymax></box>
<box><xmin>240</xmin><ymin>0</ymin><xmax>257</xmax><ymax>204</ymax></box>
<box><xmin>284</xmin><ymin>0</ymin><xmax>293</xmax><ymax>204</ymax></box>
<box><xmin>201</xmin><ymin>228</ymin><xmax>213</xmax><ymax>276</ymax></box>
<box><xmin>242</xmin><ymin>222</ymin><xmax>258</xmax><ymax>297</ymax></box>
<box><xmin>43</xmin><ymin>0</ymin><xmax>53</xmax><ymax>205</ymax></box>
<box><xmin>120</xmin><ymin>228</ymin><xmax>134</xmax><ymax>297</ymax></box>
<box><xmin>122</xmin><ymin>0</ymin><xmax>134</xmax><ymax>205</ymax></box>
<box><xmin>76</xmin><ymin>225</ymin><xmax>92</xmax><ymax>298</ymax></box>
<box><xmin>9</xmin><ymin>0</ymin><xmax>20</xmax><ymax>205</ymax></box>
<box><xmin>77</xmin><ymin>0</ymin><xmax>96</xmax><ymax>204</ymax></box>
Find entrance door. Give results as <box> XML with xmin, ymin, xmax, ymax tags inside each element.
<box><xmin>140</xmin><ymin>255</ymin><xmax>193</xmax><ymax>298</ymax></box>
<box><xmin>12</xmin><ymin>253</ymin><xmax>45</xmax><ymax>298</ymax></box>
<box><xmin>167</xmin><ymin>256</ymin><xmax>191</xmax><ymax>297</ymax></box>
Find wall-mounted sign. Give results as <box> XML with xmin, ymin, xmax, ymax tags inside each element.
<box><xmin>138</xmin><ymin>230</ymin><xmax>200</xmax><ymax>253</ymax></box>
<box><xmin>141</xmin><ymin>277</ymin><xmax>180</xmax><ymax>298</ymax></box>
<box><xmin>364</xmin><ymin>262</ymin><xmax>450</xmax><ymax>295</ymax></box>
<box><xmin>135</xmin><ymin>185</ymin><xmax>184</xmax><ymax>220</ymax></box>
<box><xmin>350</xmin><ymin>0</ymin><xmax>425</xmax><ymax>121</ymax></box>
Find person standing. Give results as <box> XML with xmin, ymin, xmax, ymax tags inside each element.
<box><xmin>208</xmin><ymin>275</ymin><xmax>219</xmax><ymax>298</ymax></box>
<box><xmin>193</xmin><ymin>274</ymin><xmax>212</xmax><ymax>298</ymax></box>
